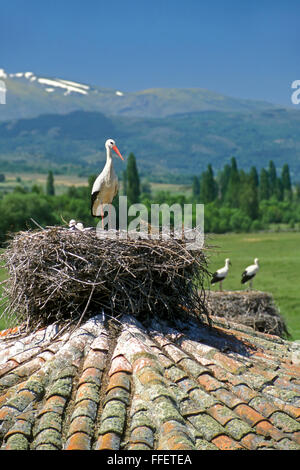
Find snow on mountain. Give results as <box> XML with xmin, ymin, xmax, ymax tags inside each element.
<box><xmin>0</xmin><ymin>67</ymin><xmax>280</xmax><ymax>123</ymax></box>
<box><xmin>37</xmin><ymin>77</ymin><xmax>88</xmax><ymax>95</ymax></box>
<box><xmin>59</xmin><ymin>79</ymin><xmax>90</xmax><ymax>90</ymax></box>
<box><xmin>2</xmin><ymin>68</ymin><xmax>90</xmax><ymax>96</ymax></box>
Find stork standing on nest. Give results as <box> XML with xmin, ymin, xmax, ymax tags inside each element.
<box><xmin>91</xmin><ymin>139</ymin><xmax>124</xmax><ymax>228</ymax></box>
<box><xmin>211</xmin><ymin>258</ymin><xmax>231</xmax><ymax>291</ymax></box>
<box><xmin>241</xmin><ymin>258</ymin><xmax>260</xmax><ymax>290</ymax></box>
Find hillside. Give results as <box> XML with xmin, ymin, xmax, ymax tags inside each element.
<box><xmin>1</xmin><ymin>108</ymin><xmax>300</xmax><ymax>179</ymax></box>
<box><xmin>0</xmin><ymin>68</ymin><xmax>279</xmax><ymax>121</ymax></box>
<box><xmin>1</xmin><ymin>68</ymin><xmax>300</xmax><ymax>180</ymax></box>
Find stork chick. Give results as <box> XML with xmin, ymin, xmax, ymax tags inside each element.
<box><xmin>69</xmin><ymin>219</ymin><xmax>77</xmax><ymax>230</ymax></box>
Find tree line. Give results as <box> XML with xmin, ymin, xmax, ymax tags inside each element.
<box><xmin>188</xmin><ymin>158</ymin><xmax>299</xmax><ymax>233</ymax></box>
<box><xmin>0</xmin><ymin>154</ymin><xmax>300</xmax><ymax>245</ymax></box>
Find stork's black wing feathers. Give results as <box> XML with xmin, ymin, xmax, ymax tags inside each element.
<box><xmin>241</xmin><ymin>270</ymin><xmax>255</xmax><ymax>284</ymax></box>
<box><xmin>211</xmin><ymin>271</ymin><xmax>224</xmax><ymax>285</ymax></box>
<box><xmin>91</xmin><ymin>192</ymin><xmax>99</xmax><ymax>217</ymax></box>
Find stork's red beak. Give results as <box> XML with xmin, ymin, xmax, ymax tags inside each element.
<box><xmin>112</xmin><ymin>145</ymin><xmax>124</xmax><ymax>160</ymax></box>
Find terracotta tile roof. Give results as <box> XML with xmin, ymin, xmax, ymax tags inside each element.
<box><xmin>0</xmin><ymin>314</ymin><xmax>299</xmax><ymax>451</ymax></box>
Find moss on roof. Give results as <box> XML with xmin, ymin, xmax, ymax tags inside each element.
<box><xmin>0</xmin><ymin>313</ymin><xmax>300</xmax><ymax>450</ymax></box>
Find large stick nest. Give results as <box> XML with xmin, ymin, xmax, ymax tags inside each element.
<box><xmin>206</xmin><ymin>290</ymin><xmax>289</xmax><ymax>338</ymax></box>
<box><xmin>1</xmin><ymin>227</ymin><xmax>209</xmax><ymax>332</ymax></box>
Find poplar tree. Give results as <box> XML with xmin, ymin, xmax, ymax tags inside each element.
<box><xmin>249</xmin><ymin>166</ymin><xmax>259</xmax><ymax>187</ymax></box>
<box><xmin>259</xmin><ymin>168</ymin><xmax>270</xmax><ymax>200</ymax></box>
<box><xmin>275</xmin><ymin>177</ymin><xmax>284</xmax><ymax>202</ymax></box>
<box><xmin>46</xmin><ymin>171</ymin><xmax>55</xmax><ymax>196</ymax></box>
<box><xmin>192</xmin><ymin>176</ymin><xmax>200</xmax><ymax>199</ymax></box>
<box><xmin>295</xmin><ymin>183</ymin><xmax>300</xmax><ymax>203</ymax></box>
<box><xmin>219</xmin><ymin>163</ymin><xmax>231</xmax><ymax>201</ymax></box>
<box><xmin>126</xmin><ymin>153</ymin><xmax>140</xmax><ymax>206</ymax></box>
<box><xmin>268</xmin><ymin>160</ymin><xmax>277</xmax><ymax>198</ymax></box>
<box><xmin>281</xmin><ymin>163</ymin><xmax>292</xmax><ymax>201</ymax></box>
<box><xmin>225</xmin><ymin>157</ymin><xmax>240</xmax><ymax>208</ymax></box>
<box><xmin>240</xmin><ymin>171</ymin><xmax>259</xmax><ymax>220</ymax></box>
<box><xmin>200</xmin><ymin>164</ymin><xmax>217</xmax><ymax>203</ymax></box>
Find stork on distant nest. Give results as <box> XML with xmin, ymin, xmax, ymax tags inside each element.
<box><xmin>211</xmin><ymin>258</ymin><xmax>231</xmax><ymax>291</ymax></box>
<box><xmin>241</xmin><ymin>258</ymin><xmax>260</xmax><ymax>290</ymax></box>
<box><xmin>91</xmin><ymin>139</ymin><xmax>124</xmax><ymax>228</ymax></box>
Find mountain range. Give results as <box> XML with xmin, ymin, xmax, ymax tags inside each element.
<box><xmin>0</xmin><ymin>68</ymin><xmax>299</xmax><ymax>181</ymax></box>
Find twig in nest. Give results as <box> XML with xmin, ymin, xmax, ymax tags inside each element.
<box><xmin>1</xmin><ymin>227</ymin><xmax>210</xmax><ymax>333</ymax></box>
<box><xmin>205</xmin><ymin>290</ymin><xmax>289</xmax><ymax>338</ymax></box>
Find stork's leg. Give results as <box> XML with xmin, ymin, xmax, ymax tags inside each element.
<box><xmin>220</xmin><ymin>281</ymin><xmax>223</xmax><ymax>292</ymax></box>
<box><xmin>250</xmin><ymin>279</ymin><xmax>253</xmax><ymax>291</ymax></box>
<box><xmin>108</xmin><ymin>204</ymin><xmax>111</xmax><ymax>230</ymax></box>
<box><xmin>101</xmin><ymin>203</ymin><xmax>104</xmax><ymax>230</ymax></box>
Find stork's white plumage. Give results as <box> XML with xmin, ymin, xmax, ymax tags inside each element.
<box><xmin>91</xmin><ymin>139</ymin><xmax>124</xmax><ymax>226</ymax></box>
<box><xmin>241</xmin><ymin>258</ymin><xmax>260</xmax><ymax>289</ymax></box>
<box><xmin>68</xmin><ymin>219</ymin><xmax>84</xmax><ymax>231</ymax></box>
<box><xmin>211</xmin><ymin>258</ymin><xmax>231</xmax><ymax>291</ymax></box>
<box><xmin>69</xmin><ymin>219</ymin><xmax>77</xmax><ymax>230</ymax></box>
<box><xmin>75</xmin><ymin>222</ymin><xmax>84</xmax><ymax>231</ymax></box>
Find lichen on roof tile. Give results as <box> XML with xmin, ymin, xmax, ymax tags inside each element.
<box><xmin>212</xmin><ymin>433</ymin><xmax>244</xmax><ymax>450</ymax></box>
<box><xmin>188</xmin><ymin>412</ymin><xmax>225</xmax><ymax>441</ymax></box>
<box><xmin>274</xmin><ymin>438</ymin><xmax>300</xmax><ymax>450</ymax></box>
<box><xmin>225</xmin><ymin>418</ymin><xmax>252</xmax><ymax>440</ymax></box>
<box><xmin>269</xmin><ymin>411</ymin><xmax>300</xmax><ymax>433</ymax></box>
<box><xmin>129</xmin><ymin>425</ymin><xmax>154</xmax><ymax>448</ymax></box>
<box><xmin>0</xmin><ymin>313</ymin><xmax>299</xmax><ymax>450</ymax></box>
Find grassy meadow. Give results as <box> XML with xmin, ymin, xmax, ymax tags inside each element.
<box><xmin>0</xmin><ymin>173</ymin><xmax>191</xmax><ymax>197</ymax></box>
<box><xmin>0</xmin><ymin>173</ymin><xmax>89</xmax><ymax>196</ymax></box>
<box><xmin>207</xmin><ymin>232</ymin><xmax>300</xmax><ymax>340</ymax></box>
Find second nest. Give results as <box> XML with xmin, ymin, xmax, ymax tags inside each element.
<box><xmin>1</xmin><ymin>227</ymin><xmax>209</xmax><ymax>331</ymax></box>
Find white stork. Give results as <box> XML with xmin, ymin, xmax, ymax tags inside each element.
<box><xmin>211</xmin><ymin>258</ymin><xmax>231</xmax><ymax>291</ymax></box>
<box><xmin>241</xmin><ymin>258</ymin><xmax>260</xmax><ymax>289</ymax></box>
<box><xmin>68</xmin><ymin>219</ymin><xmax>77</xmax><ymax>230</ymax></box>
<box><xmin>68</xmin><ymin>219</ymin><xmax>84</xmax><ymax>231</ymax></box>
<box><xmin>75</xmin><ymin>222</ymin><xmax>84</xmax><ymax>231</ymax></box>
<box><xmin>91</xmin><ymin>139</ymin><xmax>124</xmax><ymax>228</ymax></box>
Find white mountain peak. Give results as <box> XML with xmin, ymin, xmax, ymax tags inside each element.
<box><xmin>0</xmin><ymin>68</ymin><xmax>128</xmax><ymax>100</ymax></box>
<box><xmin>1</xmin><ymin>68</ymin><xmax>91</xmax><ymax>97</ymax></box>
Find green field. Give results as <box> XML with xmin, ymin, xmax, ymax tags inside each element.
<box><xmin>1</xmin><ymin>232</ymin><xmax>300</xmax><ymax>339</ymax></box>
<box><xmin>0</xmin><ymin>173</ymin><xmax>89</xmax><ymax>196</ymax></box>
<box><xmin>0</xmin><ymin>172</ymin><xmax>191</xmax><ymax>197</ymax></box>
<box><xmin>207</xmin><ymin>232</ymin><xmax>300</xmax><ymax>340</ymax></box>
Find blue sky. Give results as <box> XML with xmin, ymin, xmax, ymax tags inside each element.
<box><xmin>1</xmin><ymin>0</ymin><xmax>300</xmax><ymax>105</ymax></box>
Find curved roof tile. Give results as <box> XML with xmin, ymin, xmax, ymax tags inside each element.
<box><xmin>0</xmin><ymin>314</ymin><xmax>300</xmax><ymax>451</ymax></box>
